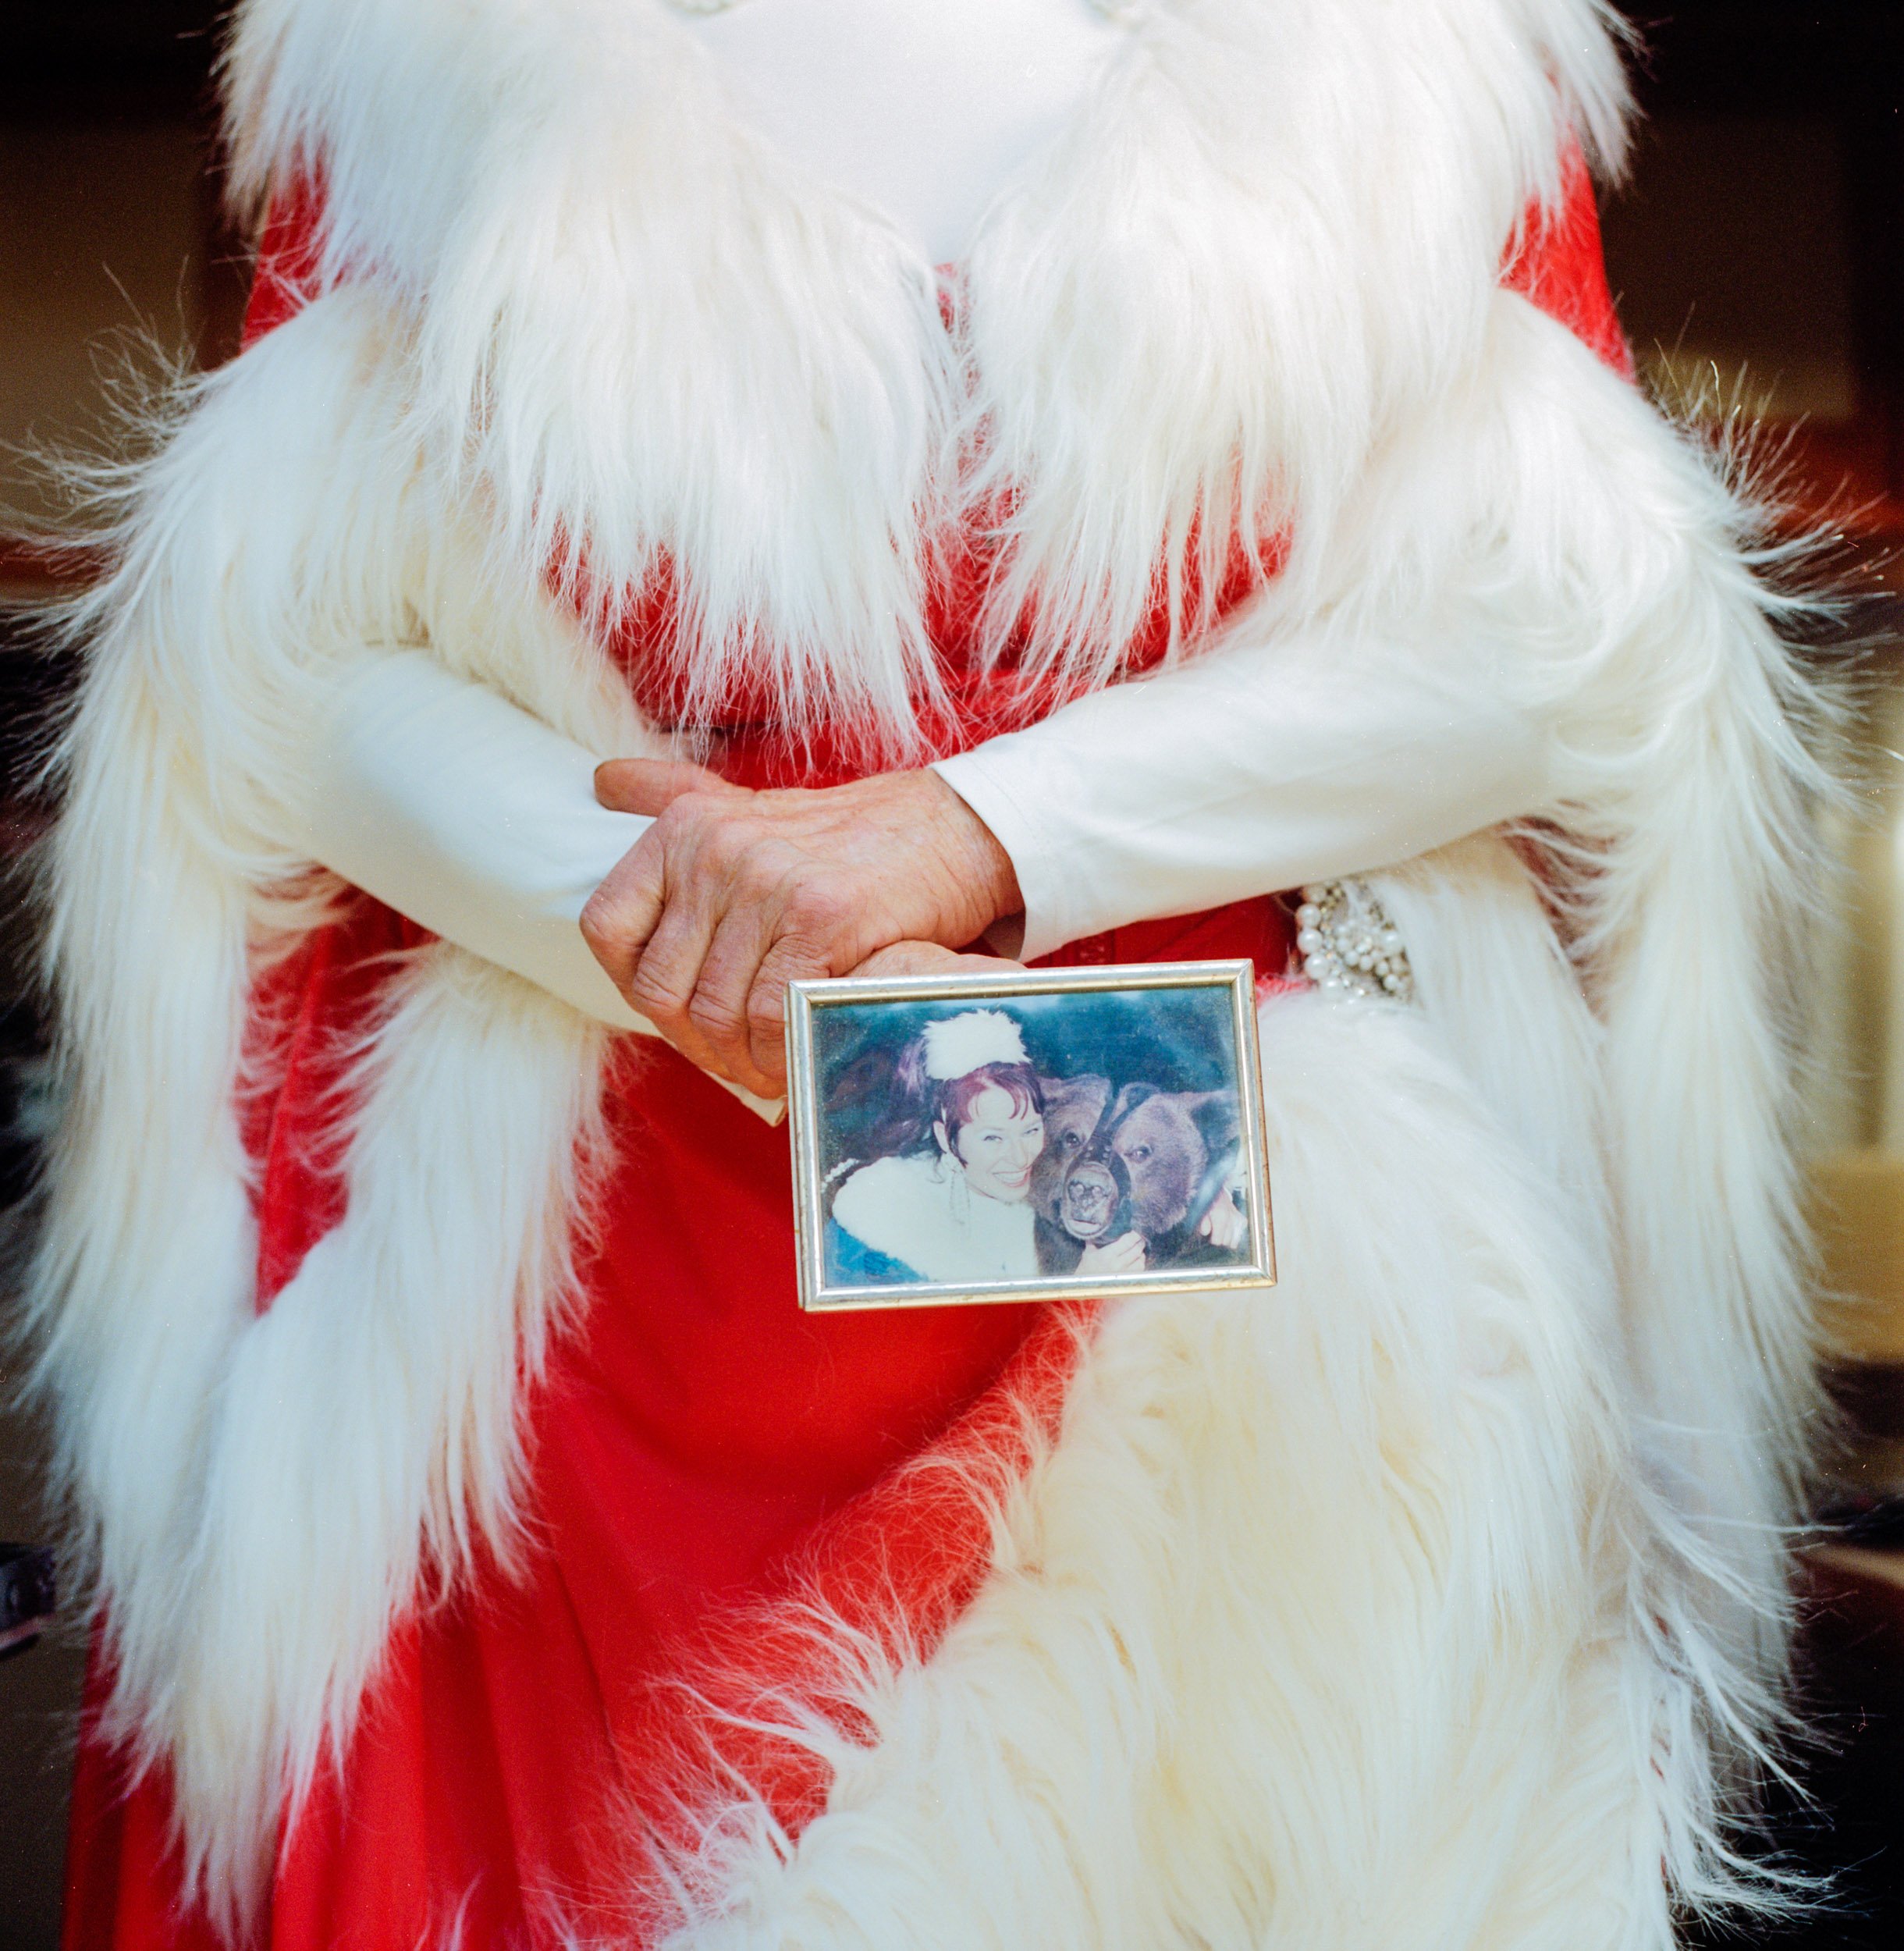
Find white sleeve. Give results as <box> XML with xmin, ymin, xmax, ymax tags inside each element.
<box><xmin>290</xmin><ymin>652</ymin><xmax>788</xmax><ymax>1119</ymax></box>
<box><xmin>931</xmin><ymin>620</ymin><xmax>1557</xmax><ymax>962</ymax></box>
<box><xmin>297</xmin><ymin>629</ymin><xmax>1546</xmax><ymax>1055</ymax></box>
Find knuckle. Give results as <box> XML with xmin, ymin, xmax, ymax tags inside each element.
<box><xmin>786</xmin><ymin>876</ymin><xmax>847</xmax><ymax>933</ymax></box>
<box><xmin>686</xmin><ymin>990</ymin><xmax>747</xmax><ymax>1045</ymax></box>
<box><xmin>625</xmin><ymin>963</ymin><xmax>691</xmax><ymax>1023</ymax></box>
<box><xmin>702</xmin><ymin>816</ymin><xmax>757</xmax><ymax>876</ymax></box>
<box><xmin>757</xmin><ymin>936</ymin><xmax>828</xmax><ymax>989</ymax></box>
<box><xmin>577</xmin><ymin>887</ymin><xmax>622</xmax><ymax>945</ymax></box>
<box><xmin>655</xmin><ymin>797</ymin><xmax>708</xmax><ymax>845</ymax></box>
<box><xmin>680</xmin><ymin>794</ymin><xmax>723</xmax><ymax>837</ymax></box>
<box><xmin>745</xmin><ymin>990</ymin><xmax>787</xmax><ymax>1040</ymax></box>
<box><xmin>579</xmin><ymin>912</ymin><xmax>631</xmax><ymax>982</ymax></box>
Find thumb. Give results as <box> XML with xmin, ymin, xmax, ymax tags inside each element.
<box><xmin>594</xmin><ymin>755</ymin><xmax>743</xmax><ymax>816</ymax></box>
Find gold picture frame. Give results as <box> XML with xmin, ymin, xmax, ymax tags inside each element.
<box><xmin>785</xmin><ymin>959</ymin><xmax>1276</xmax><ymax>1312</ymax></box>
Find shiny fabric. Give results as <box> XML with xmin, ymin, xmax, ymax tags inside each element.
<box><xmin>61</xmin><ymin>159</ymin><xmax>1628</xmax><ymax>1951</ymax></box>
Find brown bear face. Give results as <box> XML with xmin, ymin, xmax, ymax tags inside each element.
<box><xmin>1031</xmin><ymin>1073</ymin><xmax>1110</xmax><ymax>1227</ymax></box>
<box><xmin>1102</xmin><ymin>1086</ymin><xmax>1241</xmax><ymax>1244</ymax></box>
<box><xmin>1059</xmin><ymin>1154</ymin><xmax>1129</xmax><ymax>1243</ymax></box>
<box><xmin>1106</xmin><ymin>1090</ymin><xmax>1206</xmax><ymax>1238</ymax></box>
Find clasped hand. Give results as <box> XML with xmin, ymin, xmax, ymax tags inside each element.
<box><xmin>580</xmin><ymin>759</ymin><xmax>1021</xmax><ymax>1097</ymax></box>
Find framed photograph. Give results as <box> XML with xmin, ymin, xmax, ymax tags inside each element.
<box><xmin>785</xmin><ymin>959</ymin><xmax>1275</xmax><ymax>1312</ymax></box>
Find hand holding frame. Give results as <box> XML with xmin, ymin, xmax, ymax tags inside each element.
<box><xmin>581</xmin><ymin>759</ymin><xmax>1021</xmax><ymax>1096</ymax></box>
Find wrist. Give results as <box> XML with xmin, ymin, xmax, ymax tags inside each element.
<box><xmin>918</xmin><ymin>769</ymin><xmax>1022</xmax><ymax>945</ymax></box>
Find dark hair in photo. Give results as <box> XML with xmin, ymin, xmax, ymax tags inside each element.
<box><xmin>858</xmin><ymin>1032</ymin><xmax>1045</xmax><ymax>1160</ymax></box>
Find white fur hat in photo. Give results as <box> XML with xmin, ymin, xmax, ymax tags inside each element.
<box><xmin>920</xmin><ymin>1010</ymin><xmax>1030</xmax><ymax>1081</ymax></box>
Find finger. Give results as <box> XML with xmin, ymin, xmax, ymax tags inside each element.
<box><xmin>685</xmin><ymin>908</ymin><xmax>783</xmax><ymax>1096</ymax></box>
<box><xmin>578</xmin><ymin>830</ymin><xmax>670</xmax><ymax>994</ymax></box>
<box><xmin>646</xmin><ymin>1003</ymin><xmax>729</xmax><ymax>1089</ymax></box>
<box><xmin>594</xmin><ymin>756</ymin><xmax>744</xmax><ymax>817</ymax></box>
<box><xmin>744</xmin><ymin>932</ymin><xmax>840</xmax><ymax>1089</ymax></box>
<box><xmin>849</xmin><ymin>940</ymin><xmax>964</xmax><ymax>979</ymax></box>
<box><xmin>623</xmin><ymin>884</ymin><xmax>725</xmax><ymax>1046</ymax></box>
<box><xmin>848</xmin><ymin>943</ymin><xmax>1020</xmax><ymax>979</ymax></box>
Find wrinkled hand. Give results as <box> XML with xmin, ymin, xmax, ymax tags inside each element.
<box><xmin>581</xmin><ymin>760</ymin><xmax>1021</xmax><ymax>1096</ymax></box>
<box><xmin>847</xmin><ymin>941</ymin><xmax>1018</xmax><ymax>982</ymax></box>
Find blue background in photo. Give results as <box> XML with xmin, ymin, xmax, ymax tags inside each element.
<box><xmin>812</xmin><ymin>982</ymin><xmax>1240</xmax><ymax>1179</ymax></box>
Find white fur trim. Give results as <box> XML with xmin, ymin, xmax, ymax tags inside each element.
<box><xmin>22</xmin><ymin>0</ymin><xmax>1829</xmax><ymax>1935</ymax></box>
<box><xmin>919</xmin><ymin>1007</ymin><xmax>1028</xmax><ymax>1080</ymax></box>
<box><xmin>640</xmin><ymin>984</ymin><xmax>1704</xmax><ymax>1949</ymax></box>
<box><xmin>219</xmin><ymin>0</ymin><xmax>1630</xmax><ymax>743</ymax></box>
<box><xmin>829</xmin><ymin>1150</ymin><xmax>1039</xmax><ymax>1285</ymax></box>
<box><xmin>24</xmin><ymin>293</ymin><xmax>642</xmax><ymax>1927</ymax></box>
<box><xmin>1386</xmin><ymin>299</ymin><xmax>1826</xmax><ymax>1698</ymax></box>
<box><xmin>1341</xmin><ymin>296</ymin><xmax>1834</xmax><ymax>1836</ymax></box>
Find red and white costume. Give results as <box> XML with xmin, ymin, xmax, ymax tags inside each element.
<box><xmin>28</xmin><ymin>3</ymin><xmax>1827</xmax><ymax>1947</ymax></box>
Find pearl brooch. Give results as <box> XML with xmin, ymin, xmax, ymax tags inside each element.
<box><xmin>1294</xmin><ymin>880</ymin><xmax>1416</xmax><ymax>1004</ymax></box>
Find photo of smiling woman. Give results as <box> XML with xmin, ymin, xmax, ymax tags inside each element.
<box><xmin>828</xmin><ymin>1009</ymin><xmax>1143</xmax><ymax>1288</ymax></box>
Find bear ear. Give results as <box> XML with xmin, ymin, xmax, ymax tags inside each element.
<box><xmin>1107</xmin><ymin>1080</ymin><xmax>1160</xmax><ymax>1125</ymax></box>
<box><xmin>1185</xmin><ymin>1089</ymin><xmax>1241</xmax><ymax>1152</ymax></box>
<box><xmin>1039</xmin><ymin>1072</ymin><xmax>1110</xmax><ymax>1113</ymax></box>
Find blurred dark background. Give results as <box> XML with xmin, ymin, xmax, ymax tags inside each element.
<box><xmin>2</xmin><ymin>3</ymin><xmax>1902</xmax><ymax>1946</ymax></box>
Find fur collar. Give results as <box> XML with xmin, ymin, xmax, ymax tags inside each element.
<box><xmin>221</xmin><ymin>0</ymin><xmax>1629</xmax><ymax>747</ymax></box>
<box><xmin>831</xmin><ymin>1150</ymin><xmax>1041</xmax><ymax>1285</ymax></box>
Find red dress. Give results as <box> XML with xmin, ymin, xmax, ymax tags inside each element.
<box><xmin>60</xmin><ymin>159</ymin><xmax>1628</xmax><ymax>1951</ymax></box>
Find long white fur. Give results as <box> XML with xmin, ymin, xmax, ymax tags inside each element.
<box><xmin>1334</xmin><ymin>293</ymin><xmax>1831</xmax><ymax>1741</ymax></box>
<box><xmin>23</xmin><ymin>0</ymin><xmax>1828</xmax><ymax>1939</ymax></box>
<box><xmin>25</xmin><ymin>293</ymin><xmax>645</xmax><ymax>1928</ymax></box>
<box><xmin>641</xmin><ymin>979</ymin><xmax>1685</xmax><ymax>1950</ymax></box>
<box><xmin>218</xmin><ymin>0</ymin><xmax>1629</xmax><ymax>737</ymax></box>
<box><xmin>224</xmin><ymin>0</ymin><xmax>964</xmax><ymax>746</ymax></box>
<box><xmin>962</xmin><ymin>0</ymin><xmax>1629</xmax><ymax>677</ymax></box>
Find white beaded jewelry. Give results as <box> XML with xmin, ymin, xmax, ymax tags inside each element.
<box><xmin>1295</xmin><ymin>880</ymin><xmax>1416</xmax><ymax>1004</ymax></box>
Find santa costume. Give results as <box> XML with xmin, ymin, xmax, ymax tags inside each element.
<box><xmin>25</xmin><ymin>2</ymin><xmax>1829</xmax><ymax>1946</ymax></box>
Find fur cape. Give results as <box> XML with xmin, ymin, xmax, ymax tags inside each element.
<box><xmin>24</xmin><ymin>0</ymin><xmax>1830</xmax><ymax>1942</ymax></box>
